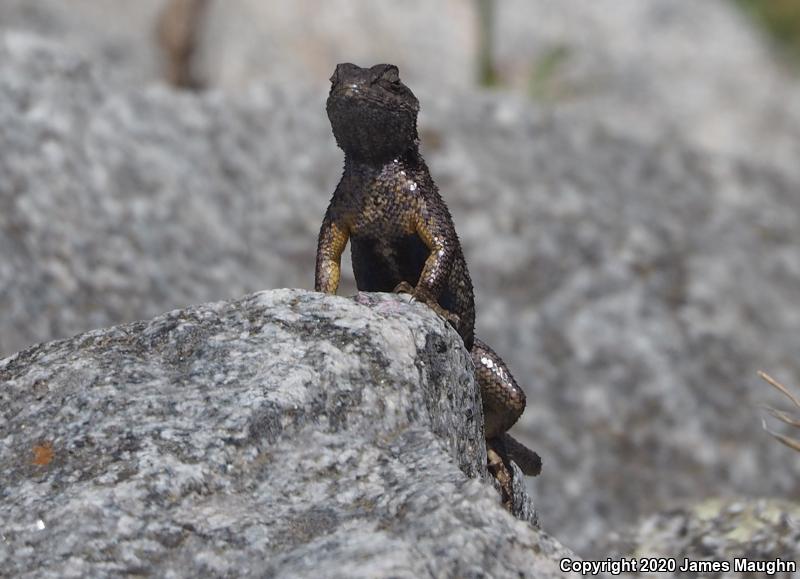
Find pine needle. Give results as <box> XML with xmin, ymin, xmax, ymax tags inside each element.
<box><xmin>758</xmin><ymin>371</ymin><xmax>800</xmax><ymax>409</ymax></box>
<box><xmin>762</xmin><ymin>419</ymin><xmax>800</xmax><ymax>452</ymax></box>
<box><xmin>759</xmin><ymin>371</ymin><xmax>800</xmax><ymax>453</ymax></box>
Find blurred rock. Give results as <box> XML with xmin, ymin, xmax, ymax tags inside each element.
<box><xmin>1</xmin><ymin>0</ymin><xmax>798</xmax><ymax>173</ymax></box>
<box><xmin>0</xmin><ymin>0</ymin><xmax>165</xmax><ymax>84</ymax></box>
<box><xmin>0</xmin><ymin>32</ymin><xmax>337</xmax><ymax>357</ymax></box>
<box><xmin>2</xmin><ymin>33</ymin><xmax>800</xmax><ymax>557</ymax></box>
<box><xmin>196</xmin><ymin>0</ymin><xmax>477</xmax><ymax>93</ymax></box>
<box><xmin>497</xmin><ymin>0</ymin><xmax>800</xmax><ymax>176</ymax></box>
<box><xmin>0</xmin><ymin>289</ymin><xmax>571</xmax><ymax>578</ymax></box>
<box><xmin>603</xmin><ymin>498</ymin><xmax>800</xmax><ymax>574</ymax></box>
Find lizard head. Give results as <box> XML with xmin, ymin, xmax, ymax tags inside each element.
<box><xmin>327</xmin><ymin>63</ymin><xmax>420</xmax><ymax>163</ymax></box>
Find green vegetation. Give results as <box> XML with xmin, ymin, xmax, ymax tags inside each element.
<box><xmin>476</xmin><ymin>0</ymin><xmax>800</xmax><ymax>87</ymax></box>
<box><xmin>734</xmin><ymin>0</ymin><xmax>800</xmax><ymax>71</ymax></box>
<box><xmin>528</xmin><ymin>45</ymin><xmax>571</xmax><ymax>102</ymax></box>
<box><xmin>476</xmin><ymin>0</ymin><xmax>499</xmax><ymax>86</ymax></box>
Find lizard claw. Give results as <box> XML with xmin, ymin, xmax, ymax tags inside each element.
<box><xmin>393</xmin><ymin>282</ymin><xmax>461</xmax><ymax>327</ymax></box>
<box><xmin>424</xmin><ymin>300</ymin><xmax>461</xmax><ymax>327</ymax></box>
<box><xmin>393</xmin><ymin>281</ymin><xmax>416</xmax><ymax>301</ymax></box>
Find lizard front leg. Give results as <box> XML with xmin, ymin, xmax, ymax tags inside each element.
<box><xmin>393</xmin><ymin>210</ymin><xmax>461</xmax><ymax>326</ymax></box>
<box><xmin>315</xmin><ymin>214</ymin><xmax>349</xmax><ymax>294</ymax></box>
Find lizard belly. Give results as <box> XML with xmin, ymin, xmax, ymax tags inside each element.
<box><xmin>350</xmin><ymin>232</ymin><xmax>473</xmax><ymax>348</ymax></box>
<box><xmin>350</xmin><ymin>233</ymin><xmax>428</xmax><ymax>292</ymax></box>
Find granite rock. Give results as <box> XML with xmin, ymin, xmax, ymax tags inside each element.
<box><xmin>602</xmin><ymin>498</ymin><xmax>800</xmax><ymax>575</ymax></box>
<box><xmin>0</xmin><ymin>289</ymin><xmax>571</xmax><ymax>578</ymax></box>
<box><xmin>0</xmin><ymin>32</ymin><xmax>338</xmax><ymax>357</ymax></box>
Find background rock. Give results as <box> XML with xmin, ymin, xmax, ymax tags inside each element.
<box><xmin>1</xmin><ymin>0</ymin><xmax>798</xmax><ymax>173</ymax></box>
<box><xmin>0</xmin><ymin>32</ymin><xmax>336</xmax><ymax>357</ymax></box>
<box><xmin>495</xmin><ymin>0</ymin><xmax>800</xmax><ymax>177</ymax></box>
<box><xmin>602</xmin><ymin>498</ymin><xmax>800</xmax><ymax>575</ymax></box>
<box><xmin>0</xmin><ymin>289</ymin><xmax>571</xmax><ymax>578</ymax></box>
<box><xmin>2</xmin><ymin>31</ymin><xmax>800</xmax><ymax>556</ymax></box>
<box><xmin>0</xmin><ymin>0</ymin><xmax>165</xmax><ymax>85</ymax></box>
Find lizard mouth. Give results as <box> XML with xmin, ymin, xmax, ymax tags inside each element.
<box><xmin>328</xmin><ymin>88</ymin><xmax>415</xmax><ymax>115</ymax></box>
<box><xmin>328</xmin><ymin>96</ymin><xmax>415</xmax><ymax>146</ymax></box>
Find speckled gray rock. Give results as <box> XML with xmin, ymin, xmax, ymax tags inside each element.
<box><xmin>603</xmin><ymin>498</ymin><xmax>800</xmax><ymax>576</ymax></box>
<box><xmin>0</xmin><ymin>31</ymin><xmax>339</xmax><ymax>357</ymax></box>
<box><xmin>0</xmin><ymin>289</ymin><xmax>572</xmax><ymax>578</ymax></box>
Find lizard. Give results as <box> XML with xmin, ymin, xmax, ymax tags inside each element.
<box><xmin>314</xmin><ymin>63</ymin><xmax>541</xmax><ymax>501</ymax></box>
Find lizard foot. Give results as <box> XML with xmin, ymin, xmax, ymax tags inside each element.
<box><xmin>424</xmin><ymin>300</ymin><xmax>461</xmax><ymax>327</ymax></box>
<box><xmin>393</xmin><ymin>281</ymin><xmax>416</xmax><ymax>297</ymax></box>
<box><xmin>393</xmin><ymin>282</ymin><xmax>461</xmax><ymax>327</ymax></box>
<box><xmin>487</xmin><ymin>446</ymin><xmax>513</xmax><ymax>511</ymax></box>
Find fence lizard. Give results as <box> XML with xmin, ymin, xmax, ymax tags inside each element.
<box><xmin>315</xmin><ymin>63</ymin><xmax>541</xmax><ymax>502</ymax></box>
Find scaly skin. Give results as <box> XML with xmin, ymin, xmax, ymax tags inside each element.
<box><xmin>315</xmin><ymin>63</ymin><xmax>541</xmax><ymax>479</ymax></box>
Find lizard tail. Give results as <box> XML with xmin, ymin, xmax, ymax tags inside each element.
<box><xmin>499</xmin><ymin>433</ymin><xmax>542</xmax><ymax>476</ymax></box>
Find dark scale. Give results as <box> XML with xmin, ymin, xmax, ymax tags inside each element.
<box><xmin>315</xmin><ymin>63</ymin><xmax>541</xmax><ymax>486</ymax></box>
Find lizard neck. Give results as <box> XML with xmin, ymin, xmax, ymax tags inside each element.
<box><xmin>343</xmin><ymin>143</ymin><xmax>420</xmax><ymax>171</ymax></box>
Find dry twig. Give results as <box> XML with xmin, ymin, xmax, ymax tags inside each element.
<box><xmin>759</xmin><ymin>370</ymin><xmax>800</xmax><ymax>453</ymax></box>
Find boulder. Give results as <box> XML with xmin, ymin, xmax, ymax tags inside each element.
<box><xmin>0</xmin><ymin>289</ymin><xmax>573</xmax><ymax>578</ymax></box>
<box><xmin>0</xmin><ymin>32</ymin><xmax>338</xmax><ymax>357</ymax></box>
<box><xmin>603</xmin><ymin>498</ymin><xmax>800</xmax><ymax>572</ymax></box>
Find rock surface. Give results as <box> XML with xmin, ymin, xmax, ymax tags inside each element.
<box><xmin>0</xmin><ymin>289</ymin><xmax>570</xmax><ymax>578</ymax></box>
<box><xmin>603</xmin><ymin>498</ymin><xmax>800</xmax><ymax>575</ymax></box>
<box><xmin>2</xmin><ymin>32</ymin><xmax>800</xmax><ymax>556</ymax></box>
